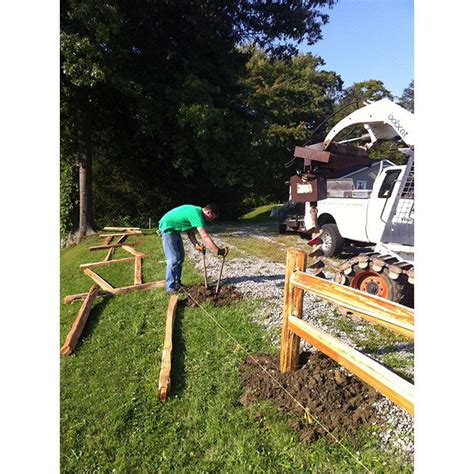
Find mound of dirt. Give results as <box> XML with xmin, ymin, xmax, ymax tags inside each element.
<box><xmin>183</xmin><ymin>284</ymin><xmax>243</xmax><ymax>307</ymax></box>
<box><xmin>239</xmin><ymin>351</ymin><xmax>380</xmax><ymax>443</ymax></box>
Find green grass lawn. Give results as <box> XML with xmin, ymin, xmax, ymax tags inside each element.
<box><xmin>61</xmin><ymin>231</ymin><xmax>409</xmax><ymax>472</ymax></box>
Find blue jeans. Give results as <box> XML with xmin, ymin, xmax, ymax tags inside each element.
<box><xmin>161</xmin><ymin>232</ymin><xmax>185</xmax><ymax>292</ymax></box>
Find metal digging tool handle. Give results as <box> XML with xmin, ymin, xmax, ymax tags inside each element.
<box><xmin>202</xmin><ymin>251</ymin><xmax>208</xmax><ymax>289</ymax></box>
<box><xmin>215</xmin><ymin>254</ymin><xmax>226</xmax><ymax>294</ymax></box>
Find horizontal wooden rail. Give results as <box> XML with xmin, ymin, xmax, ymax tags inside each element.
<box><xmin>89</xmin><ymin>241</ymin><xmax>144</xmax><ymax>251</ymax></box>
<box><xmin>109</xmin><ymin>280</ymin><xmax>165</xmax><ymax>295</ymax></box>
<box><xmin>80</xmin><ymin>256</ymin><xmax>136</xmax><ymax>270</ymax></box>
<box><xmin>83</xmin><ymin>268</ymin><xmax>115</xmax><ymax>292</ymax></box>
<box><xmin>290</xmin><ymin>271</ymin><xmax>414</xmax><ymax>339</ymax></box>
<box><xmin>64</xmin><ymin>280</ymin><xmax>165</xmax><ymax>304</ymax></box>
<box><xmin>122</xmin><ymin>245</ymin><xmax>146</xmax><ymax>258</ymax></box>
<box><xmin>288</xmin><ymin>316</ymin><xmax>414</xmax><ymax>415</ymax></box>
<box><xmin>103</xmin><ymin>227</ymin><xmax>140</xmax><ymax>231</ymax></box>
<box><xmin>99</xmin><ymin>232</ymin><xmax>142</xmax><ymax>238</ymax></box>
<box><xmin>63</xmin><ymin>290</ymin><xmax>112</xmax><ymax>304</ymax></box>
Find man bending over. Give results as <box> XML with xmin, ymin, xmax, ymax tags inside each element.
<box><xmin>158</xmin><ymin>203</ymin><xmax>229</xmax><ymax>294</ymax></box>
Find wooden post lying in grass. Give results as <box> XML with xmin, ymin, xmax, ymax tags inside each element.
<box><xmin>89</xmin><ymin>241</ymin><xmax>144</xmax><ymax>251</ymax></box>
<box><xmin>280</xmin><ymin>248</ymin><xmax>307</xmax><ymax>373</ymax></box>
<box><xmin>99</xmin><ymin>232</ymin><xmax>142</xmax><ymax>238</ymax></box>
<box><xmin>103</xmin><ymin>227</ymin><xmax>140</xmax><ymax>231</ymax></box>
<box><xmin>134</xmin><ymin>256</ymin><xmax>143</xmax><ymax>285</ymax></box>
<box><xmin>61</xmin><ymin>285</ymin><xmax>99</xmax><ymax>356</ymax></box>
<box><xmin>83</xmin><ymin>268</ymin><xmax>115</xmax><ymax>293</ymax></box>
<box><xmin>80</xmin><ymin>256</ymin><xmax>136</xmax><ymax>270</ymax></box>
<box><xmin>63</xmin><ymin>280</ymin><xmax>166</xmax><ymax>303</ymax></box>
<box><xmin>105</xmin><ymin>233</ymin><xmax>128</xmax><ymax>260</ymax></box>
<box><xmin>158</xmin><ymin>294</ymin><xmax>179</xmax><ymax>402</ymax></box>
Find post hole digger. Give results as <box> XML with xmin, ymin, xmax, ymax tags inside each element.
<box><xmin>197</xmin><ymin>245</ymin><xmax>229</xmax><ymax>294</ymax></box>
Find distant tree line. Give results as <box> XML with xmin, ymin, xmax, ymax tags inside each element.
<box><xmin>61</xmin><ymin>0</ymin><xmax>413</xmax><ymax>242</ymax></box>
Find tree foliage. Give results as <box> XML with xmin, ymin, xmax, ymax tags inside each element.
<box><xmin>242</xmin><ymin>49</ymin><xmax>342</xmax><ymax>202</ymax></box>
<box><xmin>60</xmin><ymin>0</ymin><xmax>340</xmax><ymax>237</ymax></box>
<box><xmin>398</xmin><ymin>80</ymin><xmax>414</xmax><ymax>113</ymax></box>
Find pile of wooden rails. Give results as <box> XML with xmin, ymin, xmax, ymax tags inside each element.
<box><xmin>61</xmin><ymin>227</ymin><xmax>166</xmax><ymax>356</ymax></box>
<box><xmin>280</xmin><ymin>248</ymin><xmax>414</xmax><ymax>415</ymax></box>
<box><xmin>61</xmin><ymin>226</ymin><xmax>180</xmax><ymax>403</ymax></box>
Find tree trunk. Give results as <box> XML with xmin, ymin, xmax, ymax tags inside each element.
<box><xmin>77</xmin><ymin>110</ymin><xmax>96</xmax><ymax>239</ymax></box>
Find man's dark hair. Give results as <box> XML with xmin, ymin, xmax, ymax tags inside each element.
<box><xmin>204</xmin><ymin>203</ymin><xmax>219</xmax><ymax>217</ymax></box>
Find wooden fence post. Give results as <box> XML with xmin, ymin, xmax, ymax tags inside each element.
<box><xmin>280</xmin><ymin>248</ymin><xmax>307</xmax><ymax>373</ymax></box>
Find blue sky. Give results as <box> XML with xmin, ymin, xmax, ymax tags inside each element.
<box><xmin>299</xmin><ymin>0</ymin><xmax>414</xmax><ymax>98</ymax></box>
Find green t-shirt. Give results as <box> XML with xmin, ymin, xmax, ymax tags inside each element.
<box><xmin>159</xmin><ymin>205</ymin><xmax>205</xmax><ymax>234</ymax></box>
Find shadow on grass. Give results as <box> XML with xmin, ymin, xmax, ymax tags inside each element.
<box><xmin>170</xmin><ymin>301</ymin><xmax>187</xmax><ymax>398</ymax></box>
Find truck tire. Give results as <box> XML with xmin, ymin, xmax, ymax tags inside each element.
<box><xmin>320</xmin><ymin>223</ymin><xmax>344</xmax><ymax>257</ymax></box>
<box><xmin>278</xmin><ymin>224</ymin><xmax>286</xmax><ymax>234</ymax></box>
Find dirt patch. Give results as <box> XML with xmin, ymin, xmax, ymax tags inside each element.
<box><xmin>239</xmin><ymin>351</ymin><xmax>380</xmax><ymax>443</ymax></box>
<box><xmin>183</xmin><ymin>284</ymin><xmax>243</xmax><ymax>307</ymax></box>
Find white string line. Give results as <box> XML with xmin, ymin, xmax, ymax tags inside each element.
<box><xmin>182</xmin><ymin>288</ymin><xmax>372</xmax><ymax>473</ymax></box>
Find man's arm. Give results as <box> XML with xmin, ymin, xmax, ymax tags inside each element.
<box><xmin>186</xmin><ymin>230</ymin><xmax>199</xmax><ymax>246</ymax></box>
<box><xmin>196</xmin><ymin>227</ymin><xmax>220</xmax><ymax>254</ymax></box>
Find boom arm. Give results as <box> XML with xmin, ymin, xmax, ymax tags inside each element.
<box><xmin>323</xmin><ymin>98</ymin><xmax>414</xmax><ymax>149</ymax></box>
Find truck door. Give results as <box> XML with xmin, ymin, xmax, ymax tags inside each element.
<box><xmin>365</xmin><ymin>167</ymin><xmax>403</xmax><ymax>243</ymax></box>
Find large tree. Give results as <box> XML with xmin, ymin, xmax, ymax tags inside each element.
<box><xmin>60</xmin><ymin>0</ymin><xmax>339</xmax><ymax>239</ymax></box>
<box><xmin>242</xmin><ymin>49</ymin><xmax>342</xmax><ymax>203</ymax></box>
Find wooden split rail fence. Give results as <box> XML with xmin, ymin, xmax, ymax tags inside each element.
<box><xmin>280</xmin><ymin>248</ymin><xmax>414</xmax><ymax>415</ymax></box>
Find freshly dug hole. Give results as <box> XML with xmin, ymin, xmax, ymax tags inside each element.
<box><xmin>183</xmin><ymin>283</ymin><xmax>243</xmax><ymax>307</ymax></box>
<box><xmin>239</xmin><ymin>351</ymin><xmax>381</xmax><ymax>444</ymax></box>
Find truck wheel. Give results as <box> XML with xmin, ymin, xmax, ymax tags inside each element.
<box><xmin>320</xmin><ymin>223</ymin><xmax>344</xmax><ymax>257</ymax></box>
<box><xmin>278</xmin><ymin>224</ymin><xmax>286</xmax><ymax>234</ymax></box>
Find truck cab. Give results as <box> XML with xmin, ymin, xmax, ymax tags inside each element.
<box><xmin>279</xmin><ymin>164</ymin><xmax>406</xmax><ymax>257</ymax></box>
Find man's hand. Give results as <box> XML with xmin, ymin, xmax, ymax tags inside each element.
<box><xmin>217</xmin><ymin>247</ymin><xmax>229</xmax><ymax>257</ymax></box>
<box><xmin>195</xmin><ymin>243</ymin><xmax>206</xmax><ymax>254</ymax></box>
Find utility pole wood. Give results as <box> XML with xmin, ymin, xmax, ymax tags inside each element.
<box><xmin>280</xmin><ymin>248</ymin><xmax>307</xmax><ymax>373</ymax></box>
<box><xmin>61</xmin><ymin>284</ymin><xmax>99</xmax><ymax>356</ymax></box>
<box><xmin>158</xmin><ymin>294</ymin><xmax>179</xmax><ymax>402</ymax></box>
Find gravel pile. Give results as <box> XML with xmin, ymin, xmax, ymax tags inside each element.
<box><xmin>183</xmin><ymin>235</ymin><xmax>414</xmax><ymax>460</ymax></box>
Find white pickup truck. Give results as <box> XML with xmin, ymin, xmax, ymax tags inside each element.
<box><xmin>278</xmin><ymin>163</ymin><xmax>406</xmax><ymax>257</ymax></box>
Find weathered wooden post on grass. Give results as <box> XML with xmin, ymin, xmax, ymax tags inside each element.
<box><xmin>280</xmin><ymin>248</ymin><xmax>307</xmax><ymax>373</ymax></box>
